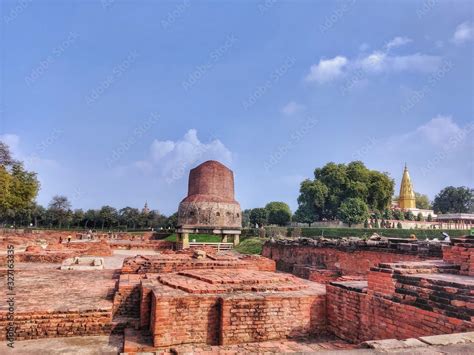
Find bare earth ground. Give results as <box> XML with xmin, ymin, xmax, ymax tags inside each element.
<box><xmin>0</xmin><ymin>335</ymin><xmax>123</xmax><ymax>355</ymax></box>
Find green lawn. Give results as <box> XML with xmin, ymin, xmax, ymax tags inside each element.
<box><xmin>234</xmin><ymin>237</ymin><xmax>265</xmax><ymax>255</ymax></box>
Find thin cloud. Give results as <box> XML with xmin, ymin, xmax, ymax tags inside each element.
<box><xmin>452</xmin><ymin>22</ymin><xmax>473</xmax><ymax>45</ymax></box>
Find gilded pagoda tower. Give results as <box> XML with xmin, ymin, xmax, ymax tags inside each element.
<box><xmin>398</xmin><ymin>164</ymin><xmax>416</xmax><ymax>209</ymax></box>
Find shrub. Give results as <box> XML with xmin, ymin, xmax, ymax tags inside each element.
<box><xmin>290</xmin><ymin>227</ymin><xmax>302</xmax><ymax>238</ymax></box>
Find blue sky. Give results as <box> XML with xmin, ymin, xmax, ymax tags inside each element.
<box><xmin>1</xmin><ymin>0</ymin><xmax>473</xmax><ymax>215</ymax></box>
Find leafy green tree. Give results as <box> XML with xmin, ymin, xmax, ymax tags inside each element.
<box><xmin>337</xmin><ymin>198</ymin><xmax>369</xmax><ymax>227</ymax></box>
<box><xmin>393</xmin><ymin>209</ymin><xmax>404</xmax><ymax>220</ymax></box>
<box><xmin>383</xmin><ymin>209</ymin><xmax>393</xmax><ymax>220</ymax></box>
<box><xmin>249</xmin><ymin>208</ymin><xmax>267</xmax><ymax>227</ymax></box>
<box><xmin>405</xmin><ymin>210</ymin><xmax>415</xmax><ymax>221</ymax></box>
<box><xmin>99</xmin><ymin>206</ymin><xmax>118</xmax><ymax>229</ymax></box>
<box><xmin>72</xmin><ymin>209</ymin><xmax>85</xmax><ymax>227</ymax></box>
<box><xmin>415</xmin><ymin>192</ymin><xmax>431</xmax><ymax>209</ymax></box>
<box><xmin>433</xmin><ymin>186</ymin><xmax>473</xmax><ymax>214</ymax></box>
<box><xmin>165</xmin><ymin>212</ymin><xmax>178</xmax><ymax>229</ymax></box>
<box><xmin>397</xmin><ymin>222</ymin><xmax>403</xmax><ymax>229</ymax></box>
<box><xmin>427</xmin><ymin>214</ymin><xmax>433</xmax><ymax>222</ymax></box>
<box><xmin>265</xmin><ymin>201</ymin><xmax>291</xmax><ymax>226</ymax></box>
<box><xmin>241</xmin><ymin>209</ymin><xmax>251</xmax><ymax>228</ymax></box>
<box><xmin>47</xmin><ymin>195</ymin><xmax>72</xmax><ymax>228</ymax></box>
<box><xmin>294</xmin><ymin>179</ymin><xmax>328</xmax><ymax>223</ymax></box>
<box><xmin>296</xmin><ymin>161</ymin><xmax>394</xmax><ymax>222</ymax></box>
<box><xmin>416</xmin><ymin>212</ymin><xmax>424</xmax><ymax>222</ymax></box>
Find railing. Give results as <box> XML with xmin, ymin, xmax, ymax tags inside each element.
<box><xmin>188</xmin><ymin>242</ymin><xmax>233</xmax><ymax>251</ymax></box>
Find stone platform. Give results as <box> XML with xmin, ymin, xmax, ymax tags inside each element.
<box><xmin>121</xmin><ymin>251</ymin><xmax>275</xmax><ymax>274</ymax></box>
<box><xmin>144</xmin><ymin>269</ymin><xmax>326</xmax><ymax>347</ymax></box>
<box><xmin>0</xmin><ymin>269</ymin><xmax>117</xmax><ymax>341</ymax></box>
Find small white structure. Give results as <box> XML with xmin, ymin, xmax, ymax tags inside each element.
<box><xmin>60</xmin><ymin>256</ymin><xmax>104</xmax><ymax>270</ymax></box>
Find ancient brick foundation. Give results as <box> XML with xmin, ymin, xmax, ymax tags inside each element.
<box><xmin>121</xmin><ymin>252</ymin><xmax>275</xmax><ymax>274</ymax></box>
<box><xmin>147</xmin><ymin>269</ymin><xmax>326</xmax><ymax>347</ymax></box>
<box><xmin>0</xmin><ymin>310</ymin><xmax>113</xmax><ymax>341</ymax></box>
<box><xmin>327</xmin><ymin>260</ymin><xmax>474</xmax><ymax>343</ymax></box>
<box><xmin>262</xmin><ymin>239</ymin><xmax>442</xmax><ymax>282</ymax></box>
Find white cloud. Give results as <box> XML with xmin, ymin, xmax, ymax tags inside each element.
<box><xmin>0</xmin><ymin>134</ymin><xmax>20</xmax><ymax>154</ymax></box>
<box><xmin>306</xmin><ymin>36</ymin><xmax>441</xmax><ymax>85</ymax></box>
<box><xmin>452</xmin><ymin>22</ymin><xmax>473</xmax><ymax>45</ymax></box>
<box><xmin>386</xmin><ymin>36</ymin><xmax>412</xmax><ymax>50</ymax></box>
<box><xmin>135</xmin><ymin>129</ymin><xmax>233</xmax><ymax>182</ymax></box>
<box><xmin>305</xmin><ymin>56</ymin><xmax>348</xmax><ymax>83</ymax></box>
<box><xmin>281</xmin><ymin>101</ymin><xmax>305</xmax><ymax>116</ymax></box>
<box><xmin>386</xmin><ymin>115</ymin><xmax>472</xmax><ymax>152</ymax></box>
<box><xmin>0</xmin><ymin>133</ymin><xmax>58</xmax><ymax>168</ymax></box>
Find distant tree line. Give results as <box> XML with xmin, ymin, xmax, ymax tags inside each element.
<box><xmin>242</xmin><ymin>201</ymin><xmax>293</xmax><ymax>227</ymax></box>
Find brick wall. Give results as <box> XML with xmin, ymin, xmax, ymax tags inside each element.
<box><xmin>443</xmin><ymin>244</ymin><xmax>474</xmax><ymax>276</ymax></box>
<box><xmin>150</xmin><ymin>294</ymin><xmax>220</xmax><ymax>347</ymax></box>
<box><xmin>220</xmin><ymin>294</ymin><xmax>326</xmax><ymax>345</ymax></box>
<box><xmin>327</xmin><ymin>267</ymin><xmax>474</xmax><ymax>343</ymax></box>
<box><xmin>263</xmin><ymin>244</ymin><xmax>437</xmax><ymax>276</ymax></box>
<box><xmin>0</xmin><ymin>310</ymin><xmax>113</xmax><ymax>341</ymax></box>
<box><xmin>113</xmin><ymin>275</ymin><xmax>143</xmax><ymax>318</ymax></box>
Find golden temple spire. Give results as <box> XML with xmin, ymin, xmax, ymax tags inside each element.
<box><xmin>399</xmin><ymin>164</ymin><xmax>416</xmax><ymax>209</ymax></box>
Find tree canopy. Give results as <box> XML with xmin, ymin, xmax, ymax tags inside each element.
<box><xmin>337</xmin><ymin>198</ymin><xmax>369</xmax><ymax>227</ymax></box>
<box><xmin>0</xmin><ymin>141</ymin><xmax>40</xmax><ymax>225</ymax></box>
<box><xmin>294</xmin><ymin>161</ymin><xmax>394</xmax><ymax>223</ymax></box>
<box><xmin>415</xmin><ymin>192</ymin><xmax>431</xmax><ymax>209</ymax></box>
<box><xmin>433</xmin><ymin>186</ymin><xmax>473</xmax><ymax>214</ymax></box>
<box><xmin>265</xmin><ymin>201</ymin><xmax>291</xmax><ymax>226</ymax></box>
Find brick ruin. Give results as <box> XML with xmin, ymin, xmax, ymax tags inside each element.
<box><xmin>1</xmin><ymin>230</ymin><xmax>474</xmax><ymax>353</ymax></box>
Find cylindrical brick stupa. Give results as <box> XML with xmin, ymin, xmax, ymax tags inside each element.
<box><xmin>177</xmin><ymin>160</ymin><xmax>242</xmax><ymax>230</ymax></box>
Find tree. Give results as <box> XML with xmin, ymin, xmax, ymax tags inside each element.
<box><xmin>249</xmin><ymin>208</ymin><xmax>267</xmax><ymax>227</ymax></box>
<box><xmin>72</xmin><ymin>209</ymin><xmax>85</xmax><ymax>227</ymax></box>
<box><xmin>405</xmin><ymin>210</ymin><xmax>415</xmax><ymax>221</ymax></box>
<box><xmin>337</xmin><ymin>198</ymin><xmax>369</xmax><ymax>227</ymax></box>
<box><xmin>97</xmin><ymin>205</ymin><xmax>118</xmax><ymax>229</ymax></box>
<box><xmin>296</xmin><ymin>161</ymin><xmax>394</xmax><ymax>223</ymax></box>
<box><xmin>0</xmin><ymin>141</ymin><xmax>16</xmax><ymax>166</ymax></box>
<box><xmin>433</xmin><ymin>186</ymin><xmax>473</xmax><ymax>214</ymax></box>
<box><xmin>165</xmin><ymin>212</ymin><xmax>178</xmax><ymax>229</ymax></box>
<box><xmin>427</xmin><ymin>214</ymin><xmax>433</xmax><ymax>222</ymax></box>
<box><xmin>383</xmin><ymin>209</ymin><xmax>393</xmax><ymax>220</ymax></box>
<box><xmin>241</xmin><ymin>209</ymin><xmax>251</xmax><ymax>228</ymax></box>
<box><xmin>415</xmin><ymin>192</ymin><xmax>431</xmax><ymax>209</ymax></box>
<box><xmin>265</xmin><ymin>201</ymin><xmax>291</xmax><ymax>226</ymax></box>
<box><xmin>393</xmin><ymin>209</ymin><xmax>404</xmax><ymax>220</ymax></box>
<box><xmin>294</xmin><ymin>179</ymin><xmax>328</xmax><ymax>224</ymax></box>
<box><xmin>119</xmin><ymin>207</ymin><xmax>140</xmax><ymax>229</ymax></box>
<box><xmin>48</xmin><ymin>195</ymin><xmax>72</xmax><ymax>227</ymax></box>
<box><xmin>416</xmin><ymin>212</ymin><xmax>424</xmax><ymax>222</ymax></box>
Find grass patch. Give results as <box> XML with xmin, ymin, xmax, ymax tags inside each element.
<box><xmin>164</xmin><ymin>233</ymin><xmax>222</xmax><ymax>243</ymax></box>
<box><xmin>235</xmin><ymin>237</ymin><xmax>265</xmax><ymax>255</ymax></box>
